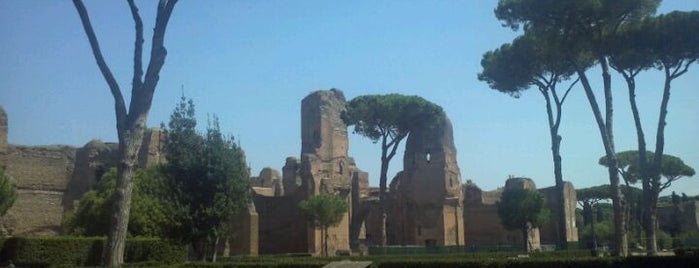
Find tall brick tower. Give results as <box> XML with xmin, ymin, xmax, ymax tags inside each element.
<box><xmin>389</xmin><ymin>114</ymin><xmax>465</xmax><ymax>246</ymax></box>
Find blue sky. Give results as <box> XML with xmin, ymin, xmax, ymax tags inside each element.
<box><xmin>1</xmin><ymin>1</ymin><xmax>698</xmax><ymax>196</ymax></box>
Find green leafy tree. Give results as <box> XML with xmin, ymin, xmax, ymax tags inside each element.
<box><xmin>162</xmin><ymin>97</ymin><xmax>250</xmax><ymax>262</ymax></box>
<box><xmin>493</xmin><ymin>0</ymin><xmax>661</xmax><ymax>256</ymax></box>
<box><xmin>71</xmin><ymin>0</ymin><xmax>179</xmax><ymax>265</ymax></box>
<box><xmin>479</xmin><ymin>32</ymin><xmax>578</xmax><ymax>249</ymax></box>
<box><xmin>299</xmin><ymin>194</ymin><xmax>349</xmax><ymax>257</ymax></box>
<box><xmin>0</xmin><ymin>167</ymin><xmax>17</xmax><ymax>217</ymax></box>
<box><xmin>497</xmin><ymin>188</ymin><xmax>549</xmax><ymax>252</ymax></box>
<box><xmin>343</xmin><ymin>94</ymin><xmax>443</xmax><ymax>246</ymax></box>
<box><xmin>63</xmin><ymin>167</ymin><xmax>174</xmax><ymax>237</ymax></box>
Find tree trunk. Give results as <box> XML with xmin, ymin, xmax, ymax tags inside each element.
<box><xmin>379</xmin><ymin>156</ymin><xmax>389</xmax><ymax>247</ymax></box>
<box><xmin>577</xmin><ymin>67</ymin><xmax>627</xmax><ymax>256</ymax></box>
<box><xmin>541</xmin><ymin>89</ymin><xmax>569</xmax><ymax>250</ymax></box>
<box><xmin>103</xmin><ymin>126</ymin><xmax>146</xmax><ymax>265</ymax></box>
<box><xmin>523</xmin><ymin>222</ymin><xmax>533</xmax><ymax>253</ymax></box>
<box><xmin>644</xmin><ymin>191</ymin><xmax>659</xmax><ymax>255</ymax></box>
<box><xmin>644</xmin><ymin>67</ymin><xmax>674</xmax><ymax>256</ymax></box>
<box><xmin>378</xmin><ymin>133</ymin><xmax>402</xmax><ymax>247</ymax></box>
<box><xmin>212</xmin><ymin>236</ymin><xmax>219</xmax><ymax>262</ymax></box>
<box><xmin>71</xmin><ymin>1</ymin><xmax>178</xmax><ymax>266</ymax></box>
<box><xmin>591</xmin><ymin>205</ymin><xmax>598</xmax><ymax>250</ymax></box>
<box><xmin>324</xmin><ymin>227</ymin><xmax>329</xmax><ymax>257</ymax></box>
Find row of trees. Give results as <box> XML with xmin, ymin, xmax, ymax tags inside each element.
<box><xmin>480</xmin><ymin>0</ymin><xmax>698</xmax><ymax>256</ymax></box>
<box><xmin>65</xmin><ymin>97</ymin><xmax>251</xmax><ymax>262</ymax></box>
<box><xmin>578</xmin><ymin>186</ymin><xmax>698</xmax><ymax>250</ymax></box>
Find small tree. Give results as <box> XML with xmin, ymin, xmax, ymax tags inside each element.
<box><xmin>497</xmin><ymin>188</ymin><xmax>549</xmax><ymax>252</ymax></box>
<box><xmin>162</xmin><ymin>97</ymin><xmax>250</xmax><ymax>262</ymax></box>
<box><xmin>0</xmin><ymin>167</ymin><xmax>17</xmax><ymax>217</ymax></box>
<box><xmin>299</xmin><ymin>194</ymin><xmax>348</xmax><ymax>257</ymax></box>
<box><xmin>343</xmin><ymin>94</ymin><xmax>443</xmax><ymax>246</ymax></box>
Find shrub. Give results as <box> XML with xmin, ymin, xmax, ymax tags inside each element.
<box><xmin>0</xmin><ymin>236</ymin><xmax>186</xmax><ymax>267</ymax></box>
<box><xmin>679</xmin><ymin>231</ymin><xmax>699</xmax><ymax>248</ymax></box>
<box><xmin>656</xmin><ymin>230</ymin><xmax>672</xmax><ymax>250</ymax></box>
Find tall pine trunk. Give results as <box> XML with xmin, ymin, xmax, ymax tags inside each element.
<box><xmin>645</xmin><ymin>68</ymin><xmax>675</xmax><ymax>255</ymax></box>
<box><xmin>542</xmin><ymin>89</ymin><xmax>569</xmax><ymax>250</ymax></box>
<box><xmin>577</xmin><ymin>65</ymin><xmax>627</xmax><ymax>256</ymax></box>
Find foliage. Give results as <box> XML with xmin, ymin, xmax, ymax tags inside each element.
<box><xmin>599</xmin><ymin>151</ymin><xmax>695</xmax><ymax>190</ymax></box>
<box><xmin>299</xmin><ymin>194</ymin><xmax>348</xmax><ymax>257</ymax></box>
<box><xmin>479</xmin><ymin>33</ymin><xmax>575</xmax><ymax>97</ymax></box>
<box><xmin>0</xmin><ymin>236</ymin><xmax>185</xmax><ymax>267</ymax></box>
<box><xmin>498</xmin><ymin>188</ymin><xmax>549</xmax><ymax>231</ymax></box>
<box><xmin>497</xmin><ymin>188</ymin><xmax>549</xmax><ymax>252</ymax></box>
<box><xmin>0</xmin><ymin>167</ymin><xmax>17</xmax><ymax>217</ymax></box>
<box><xmin>580</xmin><ymin>221</ymin><xmax>614</xmax><ymax>247</ymax></box>
<box><xmin>656</xmin><ymin>230</ymin><xmax>672</xmax><ymax>250</ymax></box>
<box><xmin>299</xmin><ymin>194</ymin><xmax>348</xmax><ymax>230</ymax></box>
<box><xmin>679</xmin><ymin>232</ymin><xmax>699</xmax><ymax>248</ymax></box>
<box><xmin>343</xmin><ymin>94</ymin><xmax>444</xmax><ymax>143</ymax></box>
<box><xmin>162</xmin><ymin>96</ymin><xmax>251</xmax><ymax>260</ymax></box>
<box><xmin>63</xmin><ymin>168</ymin><xmax>174</xmax><ymax>237</ymax></box>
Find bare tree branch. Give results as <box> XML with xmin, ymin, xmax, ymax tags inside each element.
<box><xmin>72</xmin><ymin>0</ymin><xmax>127</xmax><ymax>134</ymax></box>
<box><xmin>127</xmin><ymin>0</ymin><xmax>144</xmax><ymax>91</ymax></box>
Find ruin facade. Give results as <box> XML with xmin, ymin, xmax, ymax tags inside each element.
<box><xmin>384</xmin><ymin>115</ymin><xmax>465</xmax><ymax>246</ymax></box>
<box><xmin>463</xmin><ymin>177</ymin><xmax>578</xmax><ymax>250</ymax></box>
<box><xmin>0</xmin><ymin>109</ymin><xmax>165</xmax><ymax>236</ymax></box>
<box><xmin>0</xmin><ymin>90</ymin><xmax>579</xmax><ymax>254</ymax></box>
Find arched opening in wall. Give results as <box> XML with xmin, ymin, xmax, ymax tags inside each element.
<box><xmin>449</xmin><ymin>175</ymin><xmax>454</xmax><ymax>188</ymax></box>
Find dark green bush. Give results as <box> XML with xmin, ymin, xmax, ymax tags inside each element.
<box><xmin>0</xmin><ymin>236</ymin><xmax>186</xmax><ymax>267</ymax></box>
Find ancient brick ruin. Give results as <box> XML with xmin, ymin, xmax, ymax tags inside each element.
<box><xmin>0</xmin><ymin>90</ymin><xmax>588</xmax><ymax>254</ymax></box>
<box><xmin>464</xmin><ymin>177</ymin><xmax>578</xmax><ymax>250</ymax></box>
<box><xmin>0</xmin><ymin>116</ymin><xmax>165</xmax><ymax>235</ymax></box>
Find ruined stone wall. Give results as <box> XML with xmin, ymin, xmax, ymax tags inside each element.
<box><xmin>463</xmin><ymin>178</ymin><xmax>541</xmax><ymax>250</ymax></box>
<box><xmin>0</xmin><ymin>112</ymin><xmax>167</xmax><ymax>235</ymax></box>
<box><xmin>658</xmin><ymin>200</ymin><xmax>699</xmax><ymax>234</ymax></box>
<box><xmin>389</xmin><ymin>115</ymin><xmax>465</xmax><ymax>246</ymax></box>
<box><xmin>463</xmin><ymin>183</ymin><xmax>520</xmax><ymax>247</ymax></box>
<box><xmin>299</xmin><ymin>89</ymin><xmax>356</xmax><ymax>255</ymax></box>
<box><xmin>538</xmin><ymin>183</ymin><xmax>578</xmax><ymax>246</ymax></box>
<box><xmin>282</xmin><ymin>157</ymin><xmax>301</xmax><ymax>196</ymax></box>
<box><xmin>253</xmin><ymin>89</ymin><xmax>361</xmax><ymax>256</ymax></box>
<box><xmin>63</xmin><ymin>140</ymin><xmax>119</xmax><ymax>209</ymax></box>
<box><xmin>2</xmin><ymin>145</ymin><xmax>76</xmax><ymax>235</ymax></box>
<box><xmin>137</xmin><ymin>128</ymin><xmax>166</xmax><ymax>168</ymax></box>
<box><xmin>254</xmin><ymin>194</ymin><xmax>308</xmax><ymax>254</ymax></box>
<box><xmin>229</xmin><ymin>203</ymin><xmax>259</xmax><ymax>256</ymax></box>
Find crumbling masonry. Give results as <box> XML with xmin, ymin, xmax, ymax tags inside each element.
<box><xmin>0</xmin><ymin>90</ymin><xmax>586</xmax><ymax>254</ymax></box>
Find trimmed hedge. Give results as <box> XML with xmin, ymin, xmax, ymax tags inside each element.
<box><xmin>0</xmin><ymin>236</ymin><xmax>186</xmax><ymax>267</ymax></box>
<box><xmin>375</xmin><ymin>256</ymin><xmax>699</xmax><ymax>268</ymax></box>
